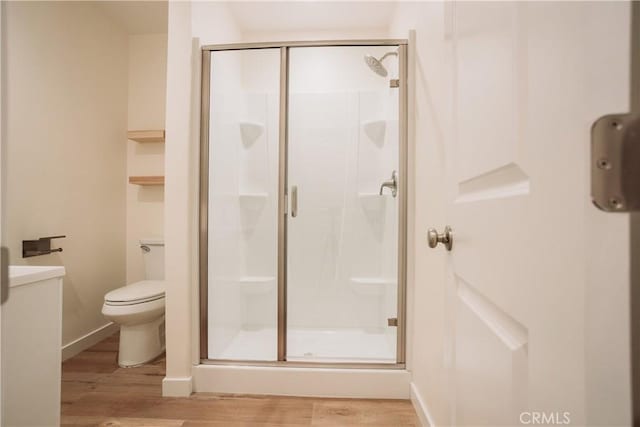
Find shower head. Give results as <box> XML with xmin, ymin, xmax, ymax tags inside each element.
<box><xmin>364</xmin><ymin>54</ymin><xmax>388</xmax><ymax>77</ymax></box>
<box><xmin>364</xmin><ymin>51</ymin><xmax>398</xmax><ymax>77</ymax></box>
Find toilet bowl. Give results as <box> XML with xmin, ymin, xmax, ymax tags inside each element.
<box><xmin>102</xmin><ymin>239</ymin><xmax>165</xmax><ymax>367</ymax></box>
<box><xmin>102</xmin><ymin>280</ymin><xmax>165</xmax><ymax>367</ymax></box>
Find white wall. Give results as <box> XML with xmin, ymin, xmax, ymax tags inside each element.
<box><xmin>127</xmin><ymin>33</ymin><xmax>167</xmax><ymax>284</ymax></box>
<box><xmin>389</xmin><ymin>3</ymin><xmax>452</xmax><ymax>425</ymax></box>
<box><xmin>4</xmin><ymin>2</ymin><xmax>128</xmax><ymax>348</ymax></box>
<box><xmin>164</xmin><ymin>0</ymin><xmax>243</xmax><ymax>396</ymax></box>
<box><xmin>191</xmin><ymin>2</ymin><xmax>243</xmax><ymax>47</ymax></box>
<box><xmin>242</xmin><ymin>29</ymin><xmax>388</xmax><ymax>45</ymax></box>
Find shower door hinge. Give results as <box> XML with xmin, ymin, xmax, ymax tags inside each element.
<box><xmin>390</xmin><ymin>79</ymin><xmax>400</xmax><ymax>88</ymax></box>
<box><xmin>591</xmin><ymin>113</ymin><xmax>640</xmax><ymax>212</ymax></box>
<box><xmin>387</xmin><ymin>317</ymin><xmax>398</xmax><ymax>327</ymax></box>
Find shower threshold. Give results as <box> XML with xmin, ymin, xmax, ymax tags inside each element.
<box><xmin>194</xmin><ymin>354</ymin><xmax>409</xmax><ymax>399</ymax></box>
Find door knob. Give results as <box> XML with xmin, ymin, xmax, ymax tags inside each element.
<box><xmin>427</xmin><ymin>226</ymin><xmax>453</xmax><ymax>251</ymax></box>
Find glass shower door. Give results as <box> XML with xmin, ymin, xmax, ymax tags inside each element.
<box><xmin>206</xmin><ymin>48</ymin><xmax>280</xmax><ymax>361</ymax></box>
<box><xmin>286</xmin><ymin>46</ymin><xmax>400</xmax><ymax>363</ymax></box>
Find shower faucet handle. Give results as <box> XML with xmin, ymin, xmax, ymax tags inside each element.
<box><xmin>379</xmin><ymin>170</ymin><xmax>398</xmax><ymax>197</ymax></box>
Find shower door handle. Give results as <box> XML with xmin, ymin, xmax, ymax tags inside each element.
<box><xmin>291</xmin><ymin>185</ymin><xmax>298</xmax><ymax>218</ymax></box>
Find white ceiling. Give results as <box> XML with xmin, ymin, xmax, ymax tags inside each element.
<box><xmin>228</xmin><ymin>1</ymin><xmax>397</xmax><ymax>33</ymax></box>
<box><xmin>99</xmin><ymin>1</ymin><xmax>168</xmax><ymax>35</ymax></box>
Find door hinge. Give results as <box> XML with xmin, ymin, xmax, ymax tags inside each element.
<box><xmin>591</xmin><ymin>113</ymin><xmax>640</xmax><ymax>212</ymax></box>
<box><xmin>390</xmin><ymin>79</ymin><xmax>400</xmax><ymax>88</ymax></box>
<box><xmin>387</xmin><ymin>317</ymin><xmax>398</xmax><ymax>327</ymax></box>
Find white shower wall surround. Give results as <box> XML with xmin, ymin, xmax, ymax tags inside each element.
<box><xmin>208</xmin><ymin>90</ymin><xmax>279</xmax><ymax>358</ymax></box>
<box><xmin>208</xmin><ymin>89</ymin><xmax>398</xmax><ymax>361</ymax></box>
<box><xmin>287</xmin><ymin>90</ymin><xmax>398</xmax><ymax>359</ymax></box>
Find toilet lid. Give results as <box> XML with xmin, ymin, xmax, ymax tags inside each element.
<box><xmin>105</xmin><ymin>280</ymin><xmax>165</xmax><ymax>305</ymax></box>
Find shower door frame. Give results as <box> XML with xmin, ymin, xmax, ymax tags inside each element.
<box><xmin>199</xmin><ymin>39</ymin><xmax>409</xmax><ymax>369</ymax></box>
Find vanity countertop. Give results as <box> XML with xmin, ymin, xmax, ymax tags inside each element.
<box><xmin>9</xmin><ymin>265</ymin><xmax>66</xmax><ymax>288</ymax></box>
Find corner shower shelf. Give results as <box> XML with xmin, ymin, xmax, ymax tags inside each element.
<box><xmin>238</xmin><ymin>276</ymin><xmax>276</xmax><ymax>295</ymax></box>
<box><xmin>362</xmin><ymin>119</ymin><xmax>386</xmax><ymax>146</ymax></box>
<box><xmin>239</xmin><ymin>193</ymin><xmax>268</xmax><ymax>211</ymax></box>
<box><xmin>239</xmin><ymin>121</ymin><xmax>265</xmax><ymax>147</ymax></box>
<box><xmin>129</xmin><ymin>176</ymin><xmax>164</xmax><ymax>186</ymax></box>
<box><xmin>350</xmin><ymin>277</ymin><xmax>396</xmax><ymax>296</ymax></box>
<box><xmin>127</xmin><ymin>130</ymin><xmax>165</xmax><ymax>143</ymax></box>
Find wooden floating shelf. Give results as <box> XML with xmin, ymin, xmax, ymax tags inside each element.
<box><xmin>127</xmin><ymin>130</ymin><xmax>165</xmax><ymax>143</ymax></box>
<box><xmin>128</xmin><ymin>176</ymin><xmax>164</xmax><ymax>186</ymax></box>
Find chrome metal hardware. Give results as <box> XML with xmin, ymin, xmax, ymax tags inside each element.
<box><xmin>390</xmin><ymin>79</ymin><xmax>400</xmax><ymax>88</ymax></box>
<box><xmin>591</xmin><ymin>113</ymin><xmax>640</xmax><ymax>212</ymax></box>
<box><xmin>388</xmin><ymin>317</ymin><xmax>398</xmax><ymax>327</ymax></box>
<box><xmin>140</xmin><ymin>245</ymin><xmax>151</xmax><ymax>253</ymax></box>
<box><xmin>291</xmin><ymin>185</ymin><xmax>298</xmax><ymax>218</ymax></box>
<box><xmin>427</xmin><ymin>226</ymin><xmax>453</xmax><ymax>251</ymax></box>
<box><xmin>379</xmin><ymin>170</ymin><xmax>398</xmax><ymax>197</ymax></box>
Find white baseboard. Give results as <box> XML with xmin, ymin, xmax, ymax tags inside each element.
<box><xmin>411</xmin><ymin>382</ymin><xmax>436</xmax><ymax>427</ymax></box>
<box><xmin>162</xmin><ymin>376</ymin><xmax>193</xmax><ymax>397</ymax></box>
<box><xmin>61</xmin><ymin>322</ymin><xmax>119</xmax><ymax>361</ymax></box>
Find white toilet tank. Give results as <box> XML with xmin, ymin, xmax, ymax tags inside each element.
<box><xmin>140</xmin><ymin>239</ymin><xmax>164</xmax><ymax>280</ymax></box>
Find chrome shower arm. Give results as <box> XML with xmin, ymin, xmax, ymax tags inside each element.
<box><xmin>379</xmin><ymin>51</ymin><xmax>398</xmax><ymax>62</ymax></box>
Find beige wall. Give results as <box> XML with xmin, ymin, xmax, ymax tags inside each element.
<box><xmin>4</xmin><ymin>2</ymin><xmax>128</xmax><ymax>347</ymax></box>
<box><xmin>127</xmin><ymin>33</ymin><xmax>167</xmax><ymax>284</ymax></box>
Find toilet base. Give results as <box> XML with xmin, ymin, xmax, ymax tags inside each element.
<box><xmin>118</xmin><ymin>315</ymin><xmax>165</xmax><ymax>367</ymax></box>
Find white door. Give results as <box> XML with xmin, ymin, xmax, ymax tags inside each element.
<box><xmin>441</xmin><ymin>2</ymin><xmax>632</xmax><ymax>425</ymax></box>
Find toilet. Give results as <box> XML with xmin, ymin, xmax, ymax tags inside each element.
<box><xmin>102</xmin><ymin>239</ymin><xmax>165</xmax><ymax>367</ymax></box>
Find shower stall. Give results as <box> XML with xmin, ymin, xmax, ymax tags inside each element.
<box><xmin>199</xmin><ymin>40</ymin><xmax>408</xmax><ymax>368</ymax></box>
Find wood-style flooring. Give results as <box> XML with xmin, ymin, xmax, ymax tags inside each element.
<box><xmin>61</xmin><ymin>333</ymin><xmax>420</xmax><ymax>426</ymax></box>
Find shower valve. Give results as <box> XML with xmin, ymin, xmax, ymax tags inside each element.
<box><xmin>379</xmin><ymin>170</ymin><xmax>398</xmax><ymax>197</ymax></box>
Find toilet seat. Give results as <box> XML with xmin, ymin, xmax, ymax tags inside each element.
<box><xmin>104</xmin><ymin>280</ymin><xmax>165</xmax><ymax>306</ymax></box>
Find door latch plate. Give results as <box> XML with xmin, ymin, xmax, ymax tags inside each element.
<box><xmin>591</xmin><ymin>113</ymin><xmax>640</xmax><ymax>212</ymax></box>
